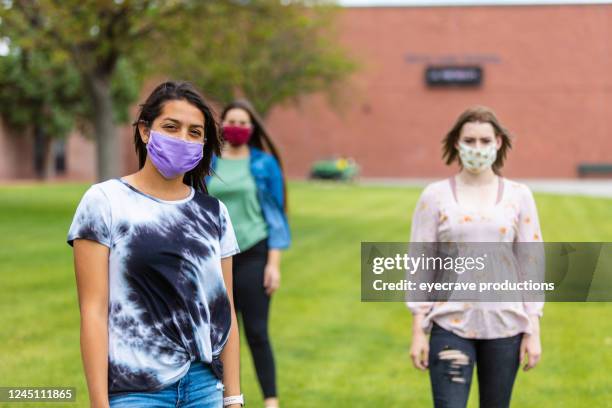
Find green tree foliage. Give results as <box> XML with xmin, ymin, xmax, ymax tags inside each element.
<box><xmin>0</xmin><ymin>1</ymin><xmax>355</xmax><ymax>180</ymax></box>
<box><xmin>170</xmin><ymin>1</ymin><xmax>356</xmax><ymax>116</ymax></box>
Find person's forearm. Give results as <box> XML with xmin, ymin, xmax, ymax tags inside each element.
<box><xmin>80</xmin><ymin>312</ymin><xmax>109</xmax><ymax>408</ymax></box>
<box><xmin>221</xmin><ymin>308</ymin><xmax>241</xmax><ymax>398</ymax></box>
<box><xmin>412</xmin><ymin>313</ymin><xmax>426</xmax><ymax>336</ymax></box>
<box><xmin>267</xmin><ymin>249</ymin><xmax>281</xmax><ymax>267</ymax></box>
<box><xmin>528</xmin><ymin>314</ymin><xmax>540</xmax><ymax>335</ymax></box>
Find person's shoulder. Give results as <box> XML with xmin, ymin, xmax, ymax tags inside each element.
<box><xmin>249</xmin><ymin>146</ymin><xmax>266</xmax><ymax>157</ymax></box>
<box><xmin>194</xmin><ymin>190</ymin><xmax>225</xmax><ymax>213</ymax></box>
<box><xmin>95</xmin><ymin>178</ymin><xmax>123</xmax><ymax>193</ymax></box>
<box><xmin>421</xmin><ymin>179</ymin><xmax>450</xmax><ymax>196</ymax></box>
<box><xmin>502</xmin><ymin>177</ymin><xmax>534</xmax><ymax>198</ymax></box>
<box><xmin>195</xmin><ymin>189</ymin><xmax>219</xmax><ymax>205</ymax></box>
<box><xmin>88</xmin><ymin>178</ymin><xmax>134</xmax><ymax>203</ymax></box>
<box><xmin>414</xmin><ymin>179</ymin><xmax>450</xmax><ymax>210</ymax></box>
<box><xmin>80</xmin><ymin>179</ymin><xmax>119</xmax><ymax>202</ymax></box>
<box><xmin>250</xmin><ymin>146</ymin><xmax>277</xmax><ymax>165</ymax></box>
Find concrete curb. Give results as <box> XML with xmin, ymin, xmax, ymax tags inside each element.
<box><xmin>357</xmin><ymin>178</ymin><xmax>612</xmax><ymax>198</ymax></box>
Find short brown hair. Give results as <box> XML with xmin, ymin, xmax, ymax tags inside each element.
<box><xmin>442</xmin><ymin>106</ymin><xmax>513</xmax><ymax>174</ymax></box>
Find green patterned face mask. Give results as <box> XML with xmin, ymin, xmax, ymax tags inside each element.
<box><xmin>458</xmin><ymin>142</ymin><xmax>497</xmax><ymax>173</ymax></box>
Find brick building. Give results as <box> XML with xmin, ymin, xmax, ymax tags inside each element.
<box><xmin>1</xmin><ymin>1</ymin><xmax>611</xmax><ymax>180</ymax></box>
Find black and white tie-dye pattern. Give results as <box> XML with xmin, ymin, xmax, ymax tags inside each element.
<box><xmin>67</xmin><ymin>179</ymin><xmax>240</xmax><ymax>396</ymax></box>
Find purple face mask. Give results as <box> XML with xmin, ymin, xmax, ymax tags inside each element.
<box><xmin>145</xmin><ymin>130</ymin><xmax>204</xmax><ymax>179</ymax></box>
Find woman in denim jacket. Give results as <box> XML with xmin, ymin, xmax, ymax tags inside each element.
<box><xmin>207</xmin><ymin>99</ymin><xmax>290</xmax><ymax>408</ymax></box>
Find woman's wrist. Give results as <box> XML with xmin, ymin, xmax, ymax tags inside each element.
<box><xmin>413</xmin><ymin>330</ymin><xmax>427</xmax><ymax>339</ymax></box>
<box><xmin>223</xmin><ymin>393</ymin><xmax>244</xmax><ymax>406</ymax></box>
<box><xmin>267</xmin><ymin>249</ymin><xmax>281</xmax><ymax>267</ymax></box>
<box><xmin>527</xmin><ymin>315</ymin><xmax>541</xmax><ymax>336</ymax></box>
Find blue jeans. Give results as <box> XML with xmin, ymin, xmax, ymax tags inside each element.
<box><xmin>429</xmin><ymin>323</ymin><xmax>522</xmax><ymax>408</ymax></box>
<box><xmin>109</xmin><ymin>361</ymin><xmax>224</xmax><ymax>408</ymax></box>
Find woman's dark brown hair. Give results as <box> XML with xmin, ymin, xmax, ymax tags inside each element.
<box><xmin>220</xmin><ymin>100</ymin><xmax>283</xmax><ymax>168</ymax></box>
<box><xmin>442</xmin><ymin>106</ymin><xmax>513</xmax><ymax>174</ymax></box>
<box><xmin>132</xmin><ymin>81</ymin><xmax>221</xmax><ymax>192</ymax></box>
<box><xmin>220</xmin><ymin>99</ymin><xmax>288</xmax><ymax>211</ymax></box>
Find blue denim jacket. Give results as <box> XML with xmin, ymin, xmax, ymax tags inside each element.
<box><xmin>207</xmin><ymin>147</ymin><xmax>291</xmax><ymax>250</ymax></box>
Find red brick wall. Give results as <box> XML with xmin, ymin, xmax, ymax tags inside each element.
<box><xmin>63</xmin><ymin>132</ymin><xmax>96</xmax><ymax>180</ymax></box>
<box><xmin>2</xmin><ymin>5</ymin><xmax>611</xmax><ymax>181</ymax></box>
<box><xmin>265</xmin><ymin>5</ymin><xmax>612</xmax><ymax>178</ymax></box>
<box><xmin>0</xmin><ymin>117</ymin><xmax>36</xmax><ymax>179</ymax></box>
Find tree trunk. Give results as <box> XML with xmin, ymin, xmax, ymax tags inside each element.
<box><xmin>86</xmin><ymin>73</ymin><xmax>120</xmax><ymax>182</ymax></box>
<box><xmin>44</xmin><ymin>138</ymin><xmax>56</xmax><ymax>179</ymax></box>
<box><xmin>33</xmin><ymin>125</ymin><xmax>52</xmax><ymax>179</ymax></box>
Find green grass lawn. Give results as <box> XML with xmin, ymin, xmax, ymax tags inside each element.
<box><xmin>0</xmin><ymin>181</ymin><xmax>611</xmax><ymax>407</ymax></box>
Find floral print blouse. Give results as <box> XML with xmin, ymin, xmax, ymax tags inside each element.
<box><xmin>406</xmin><ymin>176</ymin><xmax>544</xmax><ymax>339</ymax></box>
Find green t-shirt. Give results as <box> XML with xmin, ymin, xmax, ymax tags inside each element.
<box><xmin>208</xmin><ymin>157</ymin><xmax>268</xmax><ymax>251</ymax></box>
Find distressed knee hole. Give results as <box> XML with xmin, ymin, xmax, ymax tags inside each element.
<box><xmin>438</xmin><ymin>348</ymin><xmax>470</xmax><ymax>384</ymax></box>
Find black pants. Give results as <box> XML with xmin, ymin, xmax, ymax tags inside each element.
<box><xmin>428</xmin><ymin>323</ymin><xmax>522</xmax><ymax>408</ymax></box>
<box><xmin>232</xmin><ymin>238</ymin><xmax>276</xmax><ymax>398</ymax></box>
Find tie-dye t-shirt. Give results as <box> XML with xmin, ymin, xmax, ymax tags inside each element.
<box><xmin>66</xmin><ymin>178</ymin><xmax>240</xmax><ymax>396</ymax></box>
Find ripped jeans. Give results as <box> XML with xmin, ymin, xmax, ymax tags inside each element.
<box><xmin>429</xmin><ymin>323</ymin><xmax>522</xmax><ymax>408</ymax></box>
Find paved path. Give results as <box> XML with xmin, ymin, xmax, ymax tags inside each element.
<box><xmin>359</xmin><ymin>178</ymin><xmax>612</xmax><ymax>198</ymax></box>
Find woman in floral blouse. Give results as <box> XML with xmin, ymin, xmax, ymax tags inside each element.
<box><xmin>408</xmin><ymin>106</ymin><xmax>543</xmax><ymax>408</ymax></box>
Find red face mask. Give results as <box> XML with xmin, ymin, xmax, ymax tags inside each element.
<box><xmin>222</xmin><ymin>125</ymin><xmax>252</xmax><ymax>146</ymax></box>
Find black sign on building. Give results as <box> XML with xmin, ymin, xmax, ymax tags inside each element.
<box><xmin>425</xmin><ymin>66</ymin><xmax>483</xmax><ymax>87</ymax></box>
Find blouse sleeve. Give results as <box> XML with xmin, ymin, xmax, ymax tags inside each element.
<box><xmin>515</xmin><ymin>184</ymin><xmax>545</xmax><ymax>317</ymax></box>
<box><xmin>406</xmin><ymin>185</ymin><xmax>439</xmax><ymax>315</ymax></box>
<box><xmin>266</xmin><ymin>155</ymin><xmax>285</xmax><ymax>210</ymax></box>
<box><xmin>218</xmin><ymin>201</ymin><xmax>240</xmax><ymax>258</ymax></box>
<box><xmin>67</xmin><ymin>185</ymin><xmax>112</xmax><ymax>248</ymax></box>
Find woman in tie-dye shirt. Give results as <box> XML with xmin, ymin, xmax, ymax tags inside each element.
<box><xmin>408</xmin><ymin>106</ymin><xmax>543</xmax><ymax>408</ymax></box>
<box><xmin>68</xmin><ymin>82</ymin><xmax>244</xmax><ymax>408</ymax></box>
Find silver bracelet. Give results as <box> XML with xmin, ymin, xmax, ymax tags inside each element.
<box><xmin>223</xmin><ymin>394</ymin><xmax>244</xmax><ymax>406</ymax></box>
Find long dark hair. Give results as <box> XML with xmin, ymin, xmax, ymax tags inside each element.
<box><xmin>220</xmin><ymin>99</ymin><xmax>288</xmax><ymax>211</ymax></box>
<box><xmin>442</xmin><ymin>105</ymin><xmax>513</xmax><ymax>175</ymax></box>
<box><xmin>133</xmin><ymin>81</ymin><xmax>221</xmax><ymax>192</ymax></box>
